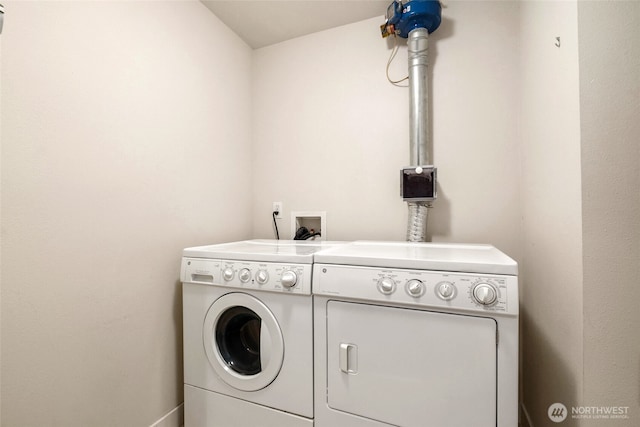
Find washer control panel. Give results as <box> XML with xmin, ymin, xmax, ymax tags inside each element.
<box><xmin>181</xmin><ymin>258</ymin><xmax>311</xmax><ymax>295</ymax></box>
<box><xmin>313</xmin><ymin>264</ymin><xmax>517</xmax><ymax>316</ymax></box>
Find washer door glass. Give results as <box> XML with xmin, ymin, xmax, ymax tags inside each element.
<box><xmin>216</xmin><ymin>306</ymin><xmax>262</xmax><ymax>375</ymax></box>
<box><xmin>203</xmin><ymin>293</ymin><xmax>284</xmax><ymax>391</ymax></box>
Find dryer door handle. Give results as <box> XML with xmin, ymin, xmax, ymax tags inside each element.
<box><xmin>339</xmin><ymin>343</ymin><xmax>358</xmax><ymax>374</ymax></box>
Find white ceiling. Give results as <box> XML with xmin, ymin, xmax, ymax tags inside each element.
<box><xmin>201</xmin><ymin>1</ymin><xmax>389</xmax><ymax>49</ymax></box>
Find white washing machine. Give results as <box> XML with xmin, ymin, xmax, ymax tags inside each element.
<box><xmin>181</xmin><ymin>240</ymin><xmax>338</xmax><ymax>427</ymax></box>
<box><xmin>312</xmin><ymin>241</ymin><xmax>519</xmax><ymax>427</ymax></box>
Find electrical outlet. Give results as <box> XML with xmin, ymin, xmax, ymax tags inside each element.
<box><xmin>272</xmin><ymin>202</ymin><xmax>283</xmax><ymax>219</ymax></box>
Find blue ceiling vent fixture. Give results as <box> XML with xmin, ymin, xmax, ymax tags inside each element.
<box><xmin>385</xmin><ymin>0</ymin><xmax>442</xmax><ymax>38</ymax></box>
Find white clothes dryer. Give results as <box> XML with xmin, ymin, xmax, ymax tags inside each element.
<box><xmin>312</xmin><ymin>241</ymin><xmax>519</xmax><ymax>427</ymax></box>
<box><xmin>182</xmin><ymin>240</ymin><xmax>338</xmax><ymax>427</ymax></box>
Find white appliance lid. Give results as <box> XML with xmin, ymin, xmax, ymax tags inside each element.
<box><xmin>314</xmin><ymin>241</ymin><xmax>518</xmax><ymax>275</ymax></box>
<box><xmin>183</xmin><ymin>239</ymin><xmax>345</xmax><ymax>264</ymax></box>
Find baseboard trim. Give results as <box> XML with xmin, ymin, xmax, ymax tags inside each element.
<box><xmin>521</xmin><ymin>402</ymin><xmax>534</xmax><ymax>427</ymax></box>
<box><xmin>150</xmin><ymin>403</ymin><xmax>184</xmax><ymax>427</ymax></box>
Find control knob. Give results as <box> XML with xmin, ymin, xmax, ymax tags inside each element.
<box><xmin>222</xmin><ymin>267</ymin><xmax>235</xmax><ymax>282</ymax></box>
<box><xmin>255</xmin><ymin>269</ymin><xmax>269</xmax><ymax>285</ymax></box>
<box><xmin>436</xmin><ymin>281</ymin><xmax>456</xmax><ymax>300</ymax></box>
<box><xmin>281</xmin><ymin>270</ymin><xmax>298</xmax><ymax>288</ymax></box>
<box><xmin>472</xmin><ymin>283</ymin><xmax>498</xmax><ymax>306</ymax></box>
<box><xmin>239</xmin><ymin>268</ymin><xmax>251</xmax><ymax>283</ymax></box>
<box><xmin>406</xmin><ymin>279</ymin><xmax>425</xmax><ymax>297</ymax></box>
<box><xmin>377</xmin><ymin>277</ymin><xmax>396</xmax><ymax>295</ymax></box>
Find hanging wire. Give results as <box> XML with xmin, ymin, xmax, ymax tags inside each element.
<box><xmin>386</xmin><ymin>34</ymin><xmax>409</xmax><ymax>87</ymax></box>
<box><xmin>272</xmin><ymin>211</ymin><xmax>280</xmax><ymax>240</ymax></box>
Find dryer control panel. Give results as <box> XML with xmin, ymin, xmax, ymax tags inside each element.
<box><xmin>182</xmin><ymin>257</ymin><xmax>312</xmax><ymax>295</ymax></box>
<box><xmin>313</xmin><ymin>264</ymin><xmax>518</xmax><ymax>316</ymax></box>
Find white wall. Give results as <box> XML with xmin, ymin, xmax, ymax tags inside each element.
<box><xmin>0</xmin><ymin>24</ymin><xmax>3</xmax><ymax>423</ymax></box>
<box><xmin>519</xmin><ymin>1</ymin><xmax>584</xmax><ymax>425</ymax></box>
<box><xmin>0</xmin><ymin>1</ymin><xmax>252</xmax><ymax>425</ymax></box>
<box><xmin>251</xmin><ymin>2</ymin><xmax>522</xmax><ymax>259</ymax></box>
<box><xmin>579</xmin><ymin>0</ymin><xmax>640</xmax><ymax>420</ymax></box>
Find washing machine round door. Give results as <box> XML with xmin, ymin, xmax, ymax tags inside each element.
<box><xmin>203</xmin><ymin>293</ymin><xmax>284</xmax><ymax>391</ymax></box>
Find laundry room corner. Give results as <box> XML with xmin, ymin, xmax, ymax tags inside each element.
<box><xmin>1</xmin><ymin>0</ymin><xmax>638</xmax><ymax>426</ymax></box>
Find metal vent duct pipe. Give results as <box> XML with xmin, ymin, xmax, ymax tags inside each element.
<box><xmin>381</xmin><ymin>0</ymin><xmax>440</xmax><ymax>242</ymax></box>
<box><xmin>408</xmin><ymin>27</ymin><xmax>430</xmax><ymax>167</ymax></box>
<box><xmin>406</xmin><ymin>27</ymin><xmax>431</xmax><ymax>242</ymax></box>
